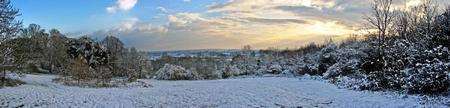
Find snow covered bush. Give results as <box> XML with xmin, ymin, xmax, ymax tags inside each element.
<box><xmin>280</xmin><ymin>70</ymin><xmax>294</xmax><ymax>77</ymax></box>
<box><xmin>255</xmin><ymin>66</ymin><xmax>268</xmax><ymax>76</ymax></box>
<box><xmin>361</xmin><ymin>48</ymin><xmax>385</xmax><ymax>73</ymax></box>
<box><xmin>209</xmin><ymin>70</ymin><xmax>223</xmax><ymax>79</ymax></box>
<box><xmin>318</xmin><ymin>44</ymin><xmax>338</xmax><ymax>75</ymax></box>
<box><xmin>334</xmin><ymin>76</ymin><xmax>370</xmax><ymax>90</ymax></box>
<box><xmin>323</xmin><ymin>46</ymin><xmax>367</xmax><ymax>79</ymax></box>
<box><xmin>296</xmin><ymin>55</ymin><xmax>320</xmax><ymax>75</ymax></box>
<box><xmin>268</xmin><ymin>64</ymin><xmax>282</xmax><ymax>74</ymax></box>
<box><xmin>365</xmin><ymin>70</ymin><xmax>406</xmax><ymax>91</ymax></box>
<box><xmin>357</xmin><ymin>39</ymin><xmax>450</xmax><ymax>93</ymax></box>
<box><xmin>433</xmin><ymin>7</ymin><xmax>450</xmax><ymax>48</ymax></box>
<box><xmin>323</xmin><ymin>59</ymin><xmax>361</xmax><ymax>79</ymax></box>
<box><xmin>297</xmin><ymin>64</ymin><xmax>319</xmax><ymax>75</ymax></box>
<box><xmin>0</xmin><ymin>73</ymin><xmax>25</xmax><ymax>88</ymax></box>
<box><xmin>221</xmin><ymin>65</ymin><xmax>243</xmax><ymax>78</ymax></box>
<box><xmin>154</xmin><ymin>64</ymin><xmax>202</xmax><ymax>80</ymax></box>
<box><xmin>404</xmin><ymin>62</ymin><xmax>450</xmax><ymax>94</ymax></box>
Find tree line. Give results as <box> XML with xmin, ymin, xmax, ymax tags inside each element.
<box><xmin>0</xmin><ymin>0</ymin><xmax>151</xmax><ymax>86</ymax></box>
<box><xmin>12</xmin><ymin>24</ymin><xmax>152</xmax><ymax>83</ymax></box>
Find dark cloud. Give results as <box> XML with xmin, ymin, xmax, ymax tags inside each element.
<box><xmin>207</xmin><ymin>2</ymin><xmax>233</xmax><ymax>10</ymax></box>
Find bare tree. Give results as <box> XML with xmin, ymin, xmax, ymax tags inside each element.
<box><xmin>419</xmin><ymin>0</ymin><xmax>438</xmax><ymax>36</ymax></box>
<box><xmin>394</xmin><ymin>0</ymin><xmax>438</xmax><ymax>46</ymax></box>
<box><xmin>242</xmin><ymin>45</ymin><xmax>252</xmax><ymax>51</ymax></box>
<box><xmin>393</xmin><ymin>10</ymin><xmax>410</xmax><ymax>39</ymax></box>
<box><xmin>365</xmin><ymin>0</ymin><xmax>394</xmax><ymax>44</ymax></box>
<box><xmin>412</xmin><ymin>0</ymin><xmax>438</xmax><ymax>48</ymax></box>
<box><xmin>0</xmin><ymin>0</ymin><xmax>22</xmax><ymax>86</ymax></box>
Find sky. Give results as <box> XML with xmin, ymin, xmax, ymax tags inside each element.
<box><xmin>12</xmin><ymin>0</ymin><xmax>450</xmax><ymax>51</ymax></box>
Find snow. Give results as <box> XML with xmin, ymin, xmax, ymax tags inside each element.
<box><xmin>0</xmin><ymin>74</ymin><xmax>448</xmax><ymax>108</ymax></box>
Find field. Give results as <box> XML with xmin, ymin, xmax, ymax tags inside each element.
<box><xmin>1</xmin><ymin>74</ymin><xmax>447</xmax><ymax>108</ymax></box>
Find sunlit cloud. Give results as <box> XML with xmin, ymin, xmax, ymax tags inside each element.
<box><xmin>107</xmin><ymin>0</ymin><xmax>138</xmax><ymax>13</ymax></box>
<box><xmin>98</xmin><ymin>0</ymin><xmax>450</xmax><ymax>51</ymax></box>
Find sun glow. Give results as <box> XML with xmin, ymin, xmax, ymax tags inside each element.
<box><xmin>309</xmin><ymin>21</ymin><xmax>355</xmax><ymax>36</ymax></box>
<box><xmin>245</xmin><ymin>20</ymin><xmax>357</xmax><ymax>49</ymax></box>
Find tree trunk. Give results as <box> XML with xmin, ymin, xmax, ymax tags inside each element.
<box><xmin>50</xmin><ymin>55</ymin><xmax>53</xmax><ymax>74</ymax></box>
<box><xmin>2</xmin><ymin>66</ymin><xmax>5</xmax><ymax>87</ymax></box>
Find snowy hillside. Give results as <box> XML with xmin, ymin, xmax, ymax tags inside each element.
<box><xmin>1</xmin><ymin>74</ymin><xmax>448</xmax><ymax>108</ymax></box>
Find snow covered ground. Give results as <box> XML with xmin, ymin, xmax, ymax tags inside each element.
<box><xmin>0</xmin><ymin>74</ymin><xmax>448</xmax><ymax>108</ymax></box>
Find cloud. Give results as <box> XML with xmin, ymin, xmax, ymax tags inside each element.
<box><xmin>100</xmin><ymin>1</ymin><xmax>359</xmax><ymax>50</ymax></box>
<box><xmin>96</xmin><ymin>0</ymin><xmax>450</xmax><ymax>51</ymax></box>
<box><xmin>157</xmin><ymin>6</ymin><xmax>169</xmax><ymax>13</ymax></box>
<box><xmin>107</xmin><ymin>0</ymin><xmax>138</xmax><ymax>13</ymax></box>
<box><xmin>93</xmin><ymin>15</ymin><xmax>241</xmax><ymax>51</ymax></box>
<box><xmin>115</xmin><ymin>18</ymin><xmax>168</xmax><ymax>34</ymax></box>
<box><xmin>203</xmin><ymin>0</ymin><xmax>360</xmax><ymax>47</ymax></box>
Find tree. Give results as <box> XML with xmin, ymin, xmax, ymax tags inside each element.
<box><xmin>67</xmin><ymin>36</ymin><xmax>111</xmax><ymax>82</ymax></box>
<box><xmin>0</xmin><ymin>0</ymin><xmax>21</xmax><ymax>43</ymax></box>
<box><xmin>433</xmin><ymin>6</ymin><xmax>450</xmax><ymax>47</ymax></box>
<box><xmin>393</xmin><ymin>9</ymin><xmax>413</xmax><ymax>40</ymax></box>
<box><xmin>242</xmin><ymin>45</ymin><xmax>251</xmax><ymax>51</ymax></box>
<box><xmin>124</xmin><ymin>47</ymin><xmax>140</xmax><ymax>81</ymax></box>
<box><xmin>70</xmin><ymin>55</ymin><xmax>90</xmax><ymax>83</ymax></box>
<box><xmin>18</xmin><ymin>24</ymin><xmax>50</xmax><ymax>72</ymax></box>
<box><xmin>101</xmin><ymin>35</ymin><xmax>124</xmax><ymax>76</ymax></box>
<box><xmin>0</xmin><ymin>0</ymin><xmax>22</xmax><ymax>87</ymax></box>
<box><xmin>49</xmin><ymin>29</ymin><xmax>69</xmax><ymax>74</ymax></box>
<box><xmin>365</xmin><ymin>0</ymin><xmax>394</xmax><ymax>44</ymax></box>
<box><xmin>101</xmin><ymin>35</ymin><xmax>124</xmax><ymax>58</ymax></box>
<box><xmin>9</xmin><ymin>37</ymin><xmax>31</xmax><ymax>70</ymax></box>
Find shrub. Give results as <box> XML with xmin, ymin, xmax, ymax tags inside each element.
<box><xmin>318</xmin><ymin>44</ymin><xmax>338</xmax><ymax>74</ymax></box>
<box><xmin>297</xmin><ymin>64</ymin><xmax>318</xmax><ymax>75</ymax></box>
<box><xmin>361</xmin><ymin>48</ymin><xmax>385</xmax><ymax>73</ymax></box>
<box><xmin>268</xmin><ymin>64</ymin><xmax>282</xmax><ymax>74</ymax></box>
<box><xmin>221</xmin><ymin>65</ymin><xmax>243</xmax><ymax>78</ymax></box>
<box><xmin>323</xmin><ymin>59</ymin><xmax>360</xmax><ymax>79</ymax></box>
<box><xmin>0</xmin><ymin>78</ymin><xmax>25</xmax><ymax>88</ymax></box>
<box><xmin>404</xmin><ymin>63</ymin><xmax>450</xmax><ymax>94</ymax></box>
<box><xmin>365</xmin><ymin>70</ymin><xmax>406</xmax><ymax>91</ymax></box>
<box><xmin>280</xmin><ymin>70</ymin><xmax>294</xmax><ymax>77</ymax></box>
<box><xmin>25</xmin><ymin>63</ymin><xmax>48</xmax><ymax>74</ymax></box>
<box><xmin>296</xmin><ymin>55</ymin><xmax>320</xmax><ymax>75</ymax></box>
<box><xmin>333</xmin><ymin>75</ymin><xmax>370</xmax><ymax>90</ymax></box>
<box><xmin>154</xmin><ymin>64</ymin><xmax>202</xmax><ymax>80</ymax></box>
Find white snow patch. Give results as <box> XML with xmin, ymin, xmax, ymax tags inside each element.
<box><xmin>0</xmin><ymin>74</ymin><xmax>448</xmax><ymax>107</ymax></box>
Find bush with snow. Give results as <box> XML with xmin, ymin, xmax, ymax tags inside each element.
<box><xmin>296</xmin><ymin>55</ymin><xmax>320</xmax><ymax>75</ymax></box>
<box><xmin>0</xmin><ymin>73</ymin><xmax>25</xmax><ymax>88</ymax></box>
<box><xmin>333</xmin><ymin>76</ymin><xmax>370</xmax><ymax>90</ymax></box>
<box><xmin>323</xmin><ymin>46</ymin><xmax>366</xmax><ymax>79</ymax></box>
<box><xmin>221</xmin><ymin>65</ymin><xmax>243</xmax><ymax>78</ymax></box>
<box><xmin>318</xmin><ymin>44</ymin><xmax>338</xmax><ymax>75</ymax></box>
<box><xmin>255</xmin><ymin>66</ymin><xmax>268</xmax><ymax>76</ymax></box>
<box><xmin>154</xmin><ymin>64</ymin><xmax>202</xmax><ymax>80</ymax></box>
<box><xmin>268</xmin><ymin>64</ymin><xmax>283</xmax><ymax>74</ymax></box>
<box><xmin>200</xmin><ymin>69</ymin><xmax>223</xmax><ymax>79</ymax></box>
<box><xmin>323</xmin><ymin>59</ymin><xmax>361</xmax><ymax>79</ymax></box>
<box><xmin>404</xmin><ymin>63</ymin><xmax>450</xmax><ymax>94</ymax></box>
<box><xmin>280</xmin><ymin>70</ymin><xmax>294</xmax><ymax>77</ymax></box>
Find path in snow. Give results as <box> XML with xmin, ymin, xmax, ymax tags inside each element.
<box><xmin>0</xmin><ymin>74</ymin><xmax>446</xmax><ymax>108</ymax></box>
